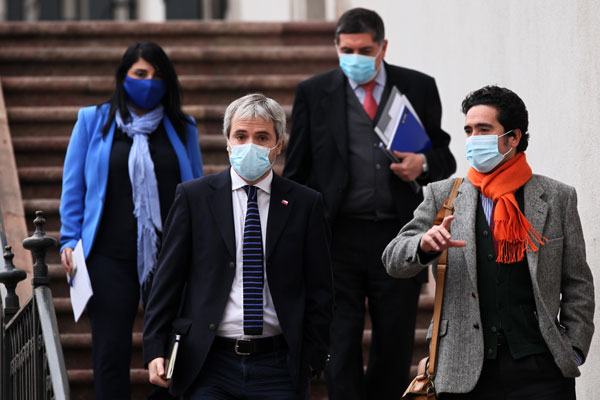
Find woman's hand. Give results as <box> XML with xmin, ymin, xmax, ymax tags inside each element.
<box><xmin>61</xmin><ymin>247</ymin><xmax>74</xmax><ymax>275</ymax></box>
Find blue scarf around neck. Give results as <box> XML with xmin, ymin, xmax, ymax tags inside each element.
<box><xmin>115</xmin><ymin>104</ymin><xmax>164</xmax><ymax>289</ymax></box>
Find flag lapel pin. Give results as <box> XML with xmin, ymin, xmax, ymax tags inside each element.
<box><xmin>281</xmin><ymin>200</ymin><xmax>289</xmax><ymax>206</ymax></box>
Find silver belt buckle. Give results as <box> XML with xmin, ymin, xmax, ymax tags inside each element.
<box><xmin>235</xmin><ymin>338</ymin><xmax>251</xmax><ymax>356</ymax></box>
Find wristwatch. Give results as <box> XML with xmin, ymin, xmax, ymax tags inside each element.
<box><xmin>420</xmin><ymin>154</ymin><xmax>429</xmax><ymax>174</ymax></box>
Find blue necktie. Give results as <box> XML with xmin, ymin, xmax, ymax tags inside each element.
<box><xmin>242</xmin><ymin>185</ymin><xmax>264</xmax><ymax>335</ymax></box>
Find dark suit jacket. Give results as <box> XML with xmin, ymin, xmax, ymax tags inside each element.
<box><xmin>142</xmin><ymin>168</ymin><xmax>334</xmax><ymax>396</ymax></box>
<box><xmin>283</xmin><ymin>63</ymin><xmax>456</xmax><ymax>227</ymax></box>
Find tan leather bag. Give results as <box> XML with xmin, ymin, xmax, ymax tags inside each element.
<box><xmin>401</xmin><ymin>177</ymin><xmax>463</xmax><ymax>400</ymax></box>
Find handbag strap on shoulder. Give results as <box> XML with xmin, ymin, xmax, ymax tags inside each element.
<box><xmin>428</xmin><ymin>177</ymin><xmax>463</xmax><ymax>378</ymax></box>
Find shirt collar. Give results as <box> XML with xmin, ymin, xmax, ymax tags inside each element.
<box><xmin>347</xmin><ymin>63</ymin><xmax>387</xmax><ymax>90</ymax></box>
<box><xmin>230</xmin><ymin>167</ymin><xmax>273</xmax><ymax>195</ymax></box>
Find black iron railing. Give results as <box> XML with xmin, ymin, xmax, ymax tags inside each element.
<box><xmin>0</xmin><ymin>211</ymin><xmax>70</xmax><ymax>399</ymax></box>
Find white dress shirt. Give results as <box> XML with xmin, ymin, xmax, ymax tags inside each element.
<box><xmin>347</xmin><ymin>64</ymin><xmax>387</xmax><ymax>106</ymax></box>
<box><xmin>215</xmin><ymin>168</ymin><xmax>282</xmax><ymax>338</ymax></box>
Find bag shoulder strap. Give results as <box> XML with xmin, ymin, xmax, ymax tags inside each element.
<box><xmin>428</xmin><ymin>177</ymin><xmax>463</xmax><ymax>378</ymax></box>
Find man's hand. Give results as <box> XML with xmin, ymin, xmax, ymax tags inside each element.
<box><xmin>390</xmin><ymin>151</ymin><xmax>424</xmax><ymax>182</ymax></box>
<box><xmin>148</xmin><ymin>357</ymin><xmax>170</xmax><ymax>388</ymax></box>
<box><xmin>420</xmin><ymin>215</ymin><xmax>467</xmax><ymax>253</ymax></box>
<box><xmin>61</xmin><ymin>247</ymin><xmax>74</xmax><ymax>275</ymax></box>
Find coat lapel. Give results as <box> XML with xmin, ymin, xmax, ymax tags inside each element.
<box><xmin>321</xmin><ymin>70</ymin><xmax>349</xmax><ymax>167</ymax></box>
<box><xmin>163</xmin><ymin>115</ymin><xmax>194</xmax><ymax>181</ymax></box>
<box><xmin>209</xmin><ymin>169</ymin><xmax>236</xmax><ymax>261</ymax></box>
<box><xmin>383</xmin><ymin>62</ymin><xmax>409</xmax><ymax>95</ymax></box>
<box><xmin>523</xmin><ymin>177</ymin><xmax>548</xmax><ymax>282</ymax></box>
<box><xmin>97</xmin><ymin>121</ymin><xmax>115</xmax><ymax>201</ymax></box>
<box><xmin>452</xmin><ymin>180</ymin><xmax>479</xmax><ymax>288</ymax></box>
<box><xmin>265</xmin><ymin>174</ymin><xmax>293</xmax><ymax>262</ymax></box>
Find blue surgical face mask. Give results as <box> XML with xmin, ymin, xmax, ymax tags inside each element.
<box><xmin>338</xmin><ymin>49</ymin><xmax>381</xmax><ymax>84</ymax></box>
<box><xmin>465</xmin><ymin>130</ymin><xmax>514</xmax><ymax>173</ymax></box>
<box><xmin>229</xmin><ymin>142</ymin><xmax>279</xmax><ymax>182</ymax></box>
<box><xmin>123</xmin><ymin>76</ymin><xmax>166</xmax><ymax>110</ymax></box>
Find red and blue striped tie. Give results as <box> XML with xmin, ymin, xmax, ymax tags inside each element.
<box><xmin>242</xmin><ymin>185</ymin><xmax>264</xmax><ymax>335</ymax></box>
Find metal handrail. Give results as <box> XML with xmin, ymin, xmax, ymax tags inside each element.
<box><xmin>0</xmin><ymin>211</ymin><xmax>70</xmax><ymax>399</ymax></box>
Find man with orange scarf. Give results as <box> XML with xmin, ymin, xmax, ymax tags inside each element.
<box><xmin>382</xmin><ymin>86</ymin><xmax>594</xmax><ymax>399</ymax></box>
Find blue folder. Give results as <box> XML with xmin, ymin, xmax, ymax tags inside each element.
<box><xmin>387</xmin><ymin>106</ymin><xmax>432</xmax><ymax>154</ymax></box>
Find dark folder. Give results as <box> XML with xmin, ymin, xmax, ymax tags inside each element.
<box><xmin>388</xmin><ymin>105</ymin><xmax>432</xmax><ymax>154</ymax></box>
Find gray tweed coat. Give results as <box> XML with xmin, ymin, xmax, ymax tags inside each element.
<box><xmin>382</xmin><ymin>174</ymin><xmax>594</xmax><ymax>395</ymax></box>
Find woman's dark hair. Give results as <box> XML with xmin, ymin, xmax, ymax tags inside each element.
<box><xmin>100</xmin><ymin>41</ymin><xmax>191</xmax><ymax>140</ymax></box>
<box><xmin>461</xmin><ymin>85</ymin><xmax>530</xmax><ymax>153</ymax></box>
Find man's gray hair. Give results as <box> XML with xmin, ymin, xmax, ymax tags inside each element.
<box><xmin>222</xmin><ymin>93</ymin><xmax>286</xmax><ymax>142</ymax></box>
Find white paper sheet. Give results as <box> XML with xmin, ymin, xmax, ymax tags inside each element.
<box><xmin>69</xmin><ymin>239</ymin><xmax>93</xmax><ymax>322</ymax></box>
<box><xmin>383</xmin><ymin>93</ymin><xmax>403</xmax><ymax>143</ymax></box>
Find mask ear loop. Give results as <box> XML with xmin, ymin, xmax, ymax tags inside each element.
<box><xmin>498</xmin><ymin>129</ymin><xmax>514</xmax><ymax>139</ymax></box>
<box><xmin>269</xmin><ymin>136</ymin><xmax>282</xmax><ymax>152</ymax></box>
<box><xmin>265</xmin><ymin>137</ymin><xmax>283</xmax><ymax>169</ymax></box>
<box><xmin>498</xmin><ymin>129</ymin><xmax>515</xmax><ymax>157</ymax></box>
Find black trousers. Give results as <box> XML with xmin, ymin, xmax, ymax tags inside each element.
<box><xmin>87</xmin><ymin>252</ymin><xmax>140</xmax><ymax>400</ymax></box>
<box><xmin>325</xmin><ymin>218</ymin><xmax>422</xmax><ymax>400</ymax></box>
<box><xmin>87</xmin><ymin>252</ymin><xmax>176</xmax><ymax>400</ymax></box>
<box><xmin>440</xmin><ymin>337</ymin><xmax>575</xmax><ymax>400</ymax></box>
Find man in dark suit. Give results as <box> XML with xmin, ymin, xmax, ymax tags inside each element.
<box><xmin>143</xmin><ymin>93</ymin><xmax>333</xmax><ymax>399</ymax></box>
<box><xmin>283</xmin><ymin>8</ymin><xmax>456</xmax><ymax>400</ymax></box>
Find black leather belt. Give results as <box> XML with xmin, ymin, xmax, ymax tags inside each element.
<box><xmin>213</xmin><ymin>335</ymin><xmax>286</xmax><ymax>356</ymax></box>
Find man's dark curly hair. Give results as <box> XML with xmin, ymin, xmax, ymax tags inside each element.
<box><xmin>461</xmin><ymin>85</ymin><xmax>529</xmax><ymax>153</ymax></box>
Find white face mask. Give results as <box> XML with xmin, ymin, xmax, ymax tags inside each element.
<box><xmin>228</xmin><ymin>142</ymin><xmax>278</xmax><ymax>182</ymax></box>
<box><xmin>465</xmin><ymin>130</ymin><xmax>513</xmax><ymax>173</ymax></box>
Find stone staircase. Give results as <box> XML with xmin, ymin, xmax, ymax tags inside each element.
<box><xmin>0</xmin><ymin>21</ymin><xmax>432</xmax><ymax>399</ymax></box>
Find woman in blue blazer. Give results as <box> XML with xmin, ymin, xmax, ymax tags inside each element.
<box><xmin>59</xmin><ymin>42</ymin><xmax>203</xmax><ymax>400</ymax></box>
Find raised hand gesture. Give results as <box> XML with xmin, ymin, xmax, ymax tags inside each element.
<box><xmin>419</xmin><ymin>215</ymin><xmax>467</xmax><ymax>253</ymax></box>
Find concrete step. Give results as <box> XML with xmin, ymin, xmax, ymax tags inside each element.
<box><xmin>0</xmin><ymin>21</ymin><xmax>336</xmax><ymax>48</ymax></box>
<box><xmin>66</xmin><ymin>367</ymin><xmax>327</xmax><ymax>400</ymax></box>
<box><xmin>53</xmin><ymin>296</ymin><xmax>145</xmax><ymax>335</ymax></box>
<box><xmin>62</xmin><ymin>332</ymin><xmax>144</xmax><ymax>370</ymax></box>
<box><xmin>7</xmin><ymin>105</ymin><xmax>292</xmax><ymax>137</ymax></box>
<box><xmin>1</xmin><ymin>75</ymin><xmax>307</xmax><ymax>107</ymax></box>
<box><xmin>0</xmin><ymin>46</ymin><xmax>337</xmax><ymax>76</ymax></box>
<box><xmin>49</xmin><ymin>263</ymin><xmax>72</xmax><ymax>298</ymax></box>
<box><xmin>68</xmin><ymin>368</ymin><xmax>154</xmax><ymax>400</ymax></box>
<box><xmin>23</xmin><ymin>198</ymin><xmax>61</xmax><ymax>232</ymax></box>
<box><xmin>13</xmin><ymin>134</ymin><xmax>230</xmax><ymax>171</ymax></box>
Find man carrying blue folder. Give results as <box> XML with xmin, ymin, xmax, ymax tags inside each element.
<box><xmin>283</xmin><ymin>7</ymin><xmax>456</xmax><ymax>400</ymax></box>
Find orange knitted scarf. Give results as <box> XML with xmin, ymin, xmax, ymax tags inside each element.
<box><xmin>467</xmin><ymin>152</ymin><xmax>546</xmax><ymax>263</ymax></box>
